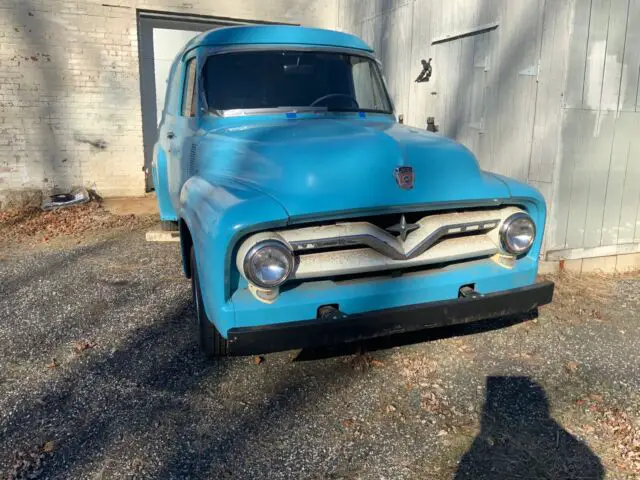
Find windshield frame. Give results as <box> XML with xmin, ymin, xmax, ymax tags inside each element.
<box><xmin>196</xmin><ymin>46</ymin><xmax>395</xmax><ymax>118</ymax></box>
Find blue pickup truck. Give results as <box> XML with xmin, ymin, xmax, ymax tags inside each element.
<box><xmin>152</xmin><ymin>25</ymin><xmax>554</xmax><ymax>357</ymax></box>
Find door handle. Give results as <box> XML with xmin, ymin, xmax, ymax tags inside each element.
<box><xmin>167</xmin><ymin>131</ymin><xmax>175</xmax><ymax>139</ymax></box>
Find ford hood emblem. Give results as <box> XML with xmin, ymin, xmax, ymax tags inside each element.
<box><xmin>394</xmin><ymin>166</ymin><xmax>414</xmax><ymax>190</ymax></box>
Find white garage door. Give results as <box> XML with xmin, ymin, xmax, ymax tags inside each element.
<box><xmin>152</xmin><ymin>28</ymin><xmax>202</xmax><ymax>125</ymax></box>
<box><xmin>138</xmin><ymin>15</ymin><xmax>237</xmax><ymax>190</ymax></box>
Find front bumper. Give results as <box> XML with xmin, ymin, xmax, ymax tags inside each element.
<box><xmin>227</xmin><ymin>281</ymin><xmax>554</xmax><ymax>355</ymax></box>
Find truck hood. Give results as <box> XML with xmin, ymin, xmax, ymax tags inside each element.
<box><xmin>197</xmin><ymin>117</ymin><xmax>510</xmax><ymax>219</ymax></box>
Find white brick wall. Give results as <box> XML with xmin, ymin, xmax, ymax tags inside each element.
<box><xmin>0</xmin><ymin>0</ymin><xmax>338</xmax><ymax>201</ymax></box>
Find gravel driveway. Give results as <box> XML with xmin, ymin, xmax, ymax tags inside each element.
<box><xmin>1</xmin><ymin>226</ymin><xmax>639</xmax><ymax>479</ymax></box>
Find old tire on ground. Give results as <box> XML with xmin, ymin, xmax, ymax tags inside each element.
<box><xmin>190</xmin><ymin>247</ymin><xmax>229</xmax><ymax>357</ymax></box>
<box><xmin>160</xmin><ymin>220</ymin><xmax>179</xmax><ymax>232</ymax></box>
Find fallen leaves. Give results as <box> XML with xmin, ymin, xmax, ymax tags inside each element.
<box><xmin>344</xmin><ymin>353</ymin><xmax>385</xmax><ymax>371</ymax></box>
<box><xmin>42</xmin><ymin>441</ymin><xmax>55</xmax><ymax>453</ymax></box>
<box><xmin>421</xmin><ymin>389</ymin><xmax>446</xmax><ymax>414</ymax></box>
<box><xmin>252</xmin><ymin>355</ymin><xmax>264</xmax><ymax>365</ymax></box>
<box><xmin>396</xmin><ymin>355</ymin><xmax>438</xmax><ymax>382</ymax></box>
<box><xmin>0</xmin><ymin>201</ymin><xmax>156</xmax><ymax>247</ymax></box>
<box><xmin>8</xmin><ymin>441</ymin><xmax>55</xmax><ymax>480</ymax></box>
<box><xmin>370</xmin><ymin>359</ymin><xmax>385</xmax><ymax>368</ymax></box>
<box><xmin>566</xmin><ymin>361</ymin><xmax>580</xmax><ymax>373</ymax></box>
<box><xmin>573</xmin><ymin>395</ymin><xmax>640</xmax><ymax>474</ymax></box>
<box><xmin>45</xmin><ymin>359</ymin><xmax>58</xmax><ymax>369</ymax></box>
<box><xmin>73</xmin><ymin>340</ymin><xmax>97</xmax><ymax>355</ymax></box>
<box><xmin>601</xmin><ymin>411</ymin><xmax>640</xmax><ymax>474</ymax></box>
<box><xmin>341</xmin><ymin>418</ymin><xmax>355</xmax><ymax>429</ymax></box>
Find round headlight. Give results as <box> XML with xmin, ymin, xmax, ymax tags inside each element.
<box><xmin>243</xmin><ymin>240</ymin><xmax>293</xmax><ymax>288</ymax></box>
<box><xmin>500</xmin><ymin>212</ymin><xmax>536</xmax><ymax>255</ymax></box>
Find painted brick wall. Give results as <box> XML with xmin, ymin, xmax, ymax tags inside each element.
<box><xmin>0</xmin><ymin>0</ymin><xmax>338</xmax><ymax>204</ymax></box>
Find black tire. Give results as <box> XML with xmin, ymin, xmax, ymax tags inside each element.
<box><xmin>160</xmin><ymin>220</ymin><xmax>179</xmax><ymax>232</ymax></box>
<box><xmin>190</xmin><ymin>247</ymin><xmax>229</xmax><ymax>357</ymax></box>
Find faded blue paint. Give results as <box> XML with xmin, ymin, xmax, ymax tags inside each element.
<box><xmin>230</xmin><ymin>257</ymin><xmax>539</xmax><ymax>331</ymax></box>
<box><xmin>151</xmin><ymin>145</ymin><xmax>177</xmax><ymax>220</ymax></box>
<box><xmin>153</xmin><ymin>25</ymin><xmax>548</xmax><ymax>339</ymax></box>
<box><xmin>182</xmin><ymin>25</ymin><xmax>373</xmax><ymax>56</ymax></box>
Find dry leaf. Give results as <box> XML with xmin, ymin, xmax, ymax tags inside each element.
<box><xmin>46</xmin><ymin>359</ymin><xmax>58</xmax><ymax>369</ymax></box>
<box><xmin>42</xmin><ymin>441</ymin><xmax>55</xmax><ymax>453</ymax></box>
<box><xmin>342</xmin><ymin>418</ymin><xmax>354</xmax><ymax>428</ymax></box>
<box><xmin>74</xmin><ymin>340</ymin><xmax>96</xmax><ymax>354</ymax></box>
<box><xmin>252</xmin><ymin>355</ymin><xmax>264</xmax><ymax>365</ymax></box>
<box><xmin>370</xmin><ymin>359</ymin><xmax>385</xmax><ymax>368</ymax></box>
<box><xmin>566</xmin><ymin>361</ymin><xmax>579</xmax><ymax>373</ymax></box>
<box><xmin>386</xmin><ymin>404</ymin><xmax>397</xmax><ymax>413</ymax></box>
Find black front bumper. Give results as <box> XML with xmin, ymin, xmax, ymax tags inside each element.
<box><xmin>227</xmin><ymin>281</ymin><xmax>554</xmax><ymax>355</ymax></box>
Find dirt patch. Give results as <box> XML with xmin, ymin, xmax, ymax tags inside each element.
<box><xmin>543</xmin><ymin>271</ymin><xmax>621</xmax><ymax>323</ymax></box>
<box><xmin>0</xmin><ymin>200</ymin><xmax>157</xmax><ymax>249</ymax></box>
<box><xmin>101</xmin><ymin>195</ymin><xmax>159</xmax><ymax>217</ymax></box>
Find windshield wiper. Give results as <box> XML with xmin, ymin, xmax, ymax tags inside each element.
<box><xmin>216</xmin><ymin>106</ymin><xmax>329</xmax><ymax>117</ymax></box>
<box><xmin>325</xmin><ymin>107</ymin><xmax>360</xmax><ymax>112</ymax></box>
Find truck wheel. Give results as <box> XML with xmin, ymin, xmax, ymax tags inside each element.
<box><xmin>190</xmin><ymin>247</ymin><xmax>229</xmax><ymax>357</ymax></box>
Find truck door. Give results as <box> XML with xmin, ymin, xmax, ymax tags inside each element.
<box><xmin>167</xmin><ymin>56</ymin><xmax>199</xmax><ymax>213</ymax></box>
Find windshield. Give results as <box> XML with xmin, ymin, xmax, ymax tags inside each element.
<box><xmin>203</xmin><ymin>50</ymin><xmax>393</xmax><ymax>114</ymax></box>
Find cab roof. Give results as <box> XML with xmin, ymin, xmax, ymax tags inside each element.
<box><xmin>182</xmin><ymin>25</ymin><xmax>373</xmax><ymax>55</ymax></box>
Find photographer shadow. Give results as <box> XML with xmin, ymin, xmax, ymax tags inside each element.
<box><xmin>455</xmin><ymin>376</ymin><xmax>604</xmax><ymax>479</ymax></box>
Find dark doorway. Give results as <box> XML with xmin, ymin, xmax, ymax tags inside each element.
<box><xmin>137</xmin><ymin>11</ymin><xmax>249</xmax><ymax>192</ymax></box>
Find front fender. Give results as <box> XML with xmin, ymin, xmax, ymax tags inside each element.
<box><xmin>152</xmin><ymin>144</ymin><xmax>178</xmax><ymax>221</ymax></box>
<box><xmin>486</xmin><ymin>173</ymin><xmax>547</xmax><ymax>261</ymax></box>
<box><xmin>179</xmin><ymin>176</ymin><xmax>289</xmax><ymax>337</ymax></box>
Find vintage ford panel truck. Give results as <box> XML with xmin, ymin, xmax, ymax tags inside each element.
<box><xmin>152</xmin><ymin>25</ymin><xmax>554</xmax><ymax>357</ymax></box>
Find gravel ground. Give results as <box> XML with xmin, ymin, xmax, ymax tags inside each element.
<box><xmin>0</xmin><ymin>227</ymin><xmax>639</xmax><ymax>479</ymax></box>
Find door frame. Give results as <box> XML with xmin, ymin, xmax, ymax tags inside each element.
<box><xmin>136</xmin><ymin>10</ymin><xmax>289</xmax><ymax>191</ymax></box>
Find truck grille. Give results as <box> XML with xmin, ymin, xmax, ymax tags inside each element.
<box><xmin>255</xmin><ymin>206</ymin><xmax>524</xmax><ymax>281</ymax></box>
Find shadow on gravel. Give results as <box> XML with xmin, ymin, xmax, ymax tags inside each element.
<box><xmin>1</xmin><ymin>298</ymin><xmax>234</xmax><ymax>478</ymax></box>
<box><xmin>0</xmin><ymin>238</ymin><xmax>113</xmax><ymax>297</ymax></box>
<box><xmin>294</xmin><ymin>311</ymin><xmax>537</xmax><ymax>361</ymax></box>
<box><xmin>455</xmin><ymin>376</ymin><xmax>604</xmax><ymax>480</ymax></box>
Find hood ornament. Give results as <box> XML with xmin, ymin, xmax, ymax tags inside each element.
<box><xmin>386</xmin><ymin>215</ymin><xmax>420</xmax><ymax>242</ymax></box>
<box><xmin>394</xmin><ymin>166</ymin><xmax>414</xmax><ymax>190</ymax></box>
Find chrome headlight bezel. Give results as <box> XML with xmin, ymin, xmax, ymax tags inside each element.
<box><xmin>242</xmin><ymin>239</ymin><xmax>294</xmax><ymax>289</ymax></box>
<box><xmin>500</xmin><ymin>212</ymin><xmax>536</xmax><ymax>255</ymax></box>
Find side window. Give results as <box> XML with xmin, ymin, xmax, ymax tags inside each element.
<box><xmin>166</xmin><ymin>62</ymin><xmax>182</xmax><ymax>115</ymax></box>
<box><xmin>352</xmin><ymin>59</ymin><xmax>381</xmax><ymax>110</ymax></box>
<box><xmin>181</xmin><ymin>58</ymin><xmax>197</xmax><ymax>117</ymax></box>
